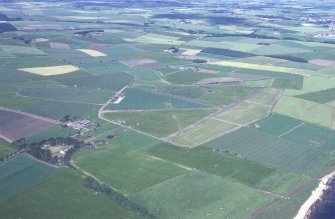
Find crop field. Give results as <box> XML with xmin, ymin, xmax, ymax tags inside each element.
<box><xmin>206</xmin><ymin>128</ymin><xmax>330</xmax><ymax>176</ymax></box>
<box><xmin>0</xmin><ymin>170</ymin><xmax>140</xmax><ymax>219</ymax></box>
<box><xmin>273</xmin><ymin>96</ymin><xmax>334</xmax><ymax>128</ymax></box>
<box><xmin>0</xmin><ymin>108</ymin><xmax>56</xmax><ymax>143</ymax></box>
<box><xmin>77</xmin><ymin>49</ymin><xmax>107</xmax><ymax>57</ymax></box>
<box><xmin>295</xmin><ymin>87</ymin><xmax>335</xmax><ymax>104</ymax></box>
<box><xmin>132</xmin><ymin>33</ymin><xmax>184</xmax><ymax>45</ymax></box>
<box><xmin>27</xmin><ymin>125</ymin><xmax>77</xmax><ymax>144</ymax></box>
<box><xmin>164</xmin><ymin>70</ymin><xmax>216</xmax><ymax>85</ymax></box>
<box><xmin>2</xmin><ymin>1</ymin><xmax>335</xmax><ymax>218</ymax></box>
<box><xmin>0</xmin><ymin>45</ymin><xmax>45</xmax><ymax>55</ymax></box>
<box><xmin>172</xmin><ymin>119</ymin><xmax>238</xmax><ymax>146</ymax></box>
<box><xmin>73</xmin><ymin>145</ymin><xmax>188</xmax><ymax>195</ymax></box>
<box><xmin>19</xmin><ymin>65</ymin><xmax>79</xmax><ymax>76</ymax></box>
<box><xmin>255</xmin><ymin>113</ymin><xmax>303</xmax><ymax>137</ymax></box>
<box><xmin>282</xmin><ymin>123</ymin><xmax>335</xmax><ymax>154</ymax></box>
<box><xmin>0</xmin><ymin>154</ymin><xmax>63</xmax><ymax>202</ymax></box>
<box><xmin>148</xmin><ymin>144</ymin><xmax>273</xmax><ymax>184</ymax></box>
<box><xmin>103</xmin><ymin>109</ymin><xmax>215</xmax><ymax>137</ymax></box>
<box><xmin>55</xmin><ymin>73</ymin><xmax>134</xmax><ymax>91</ymax></box>
<box><xmin>106</xmin><ymin>88</ymin><xmax>207</xmax><ymax>110</ymax></box>
<box><xmin>211</xmin><ymin>60</ymin><xmax>314</xmax><ymax>76</ymax></box>
<box><xmin>19</xmin><ymin>87</ymin><xmax>115</xmax><ymax>104</ymax></box>
<box><xmin>131</xmin><ymin>171</ymin><xmax>275</xmax><ymax>219</ymax></box>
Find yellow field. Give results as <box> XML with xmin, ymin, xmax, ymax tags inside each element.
<box><xmin>77</xmin><ymin>49</ymin><xmax>107</xmax><ymax>57</ymax></box>
<box><xmin>19</xmin><ymin>65</ymin><xmax>79</xmax><ymax>76</ymax></box>
<box><xmin>210</xmin><ymin>61</ymin><xmax>313</xmax><ymax>76</ymax></box>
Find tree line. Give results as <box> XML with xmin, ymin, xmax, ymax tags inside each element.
<box><xmin>83</xmin><ymin>176</ymin><xmax>158</xmax><ymax>219</ymax></box>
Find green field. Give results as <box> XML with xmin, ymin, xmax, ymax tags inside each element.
<box><xmin>273</xmin><ymin>96</ymin><xmax>334</xmax><ymax>128</ymax></box>
<box><xmin>215</xmin><ymin>101</ymin><xmax>269</xmax><ymax>125</ymax></box>
<box><xmin>206</xmin><ymin>128</ymin><xmax>330</xmax><ymax>176</ymax></box>
<box><xmin>20</xmin><ymin>87</ymin><xmax>115</xmax><ymax>104</ymax></box>
<box><xmin>148</xmin><ymin>143</ymin><xmax>273</xmax><ymax>184</ymax></box>
<box><xmin>0</xmin><ymin>170</ymin><xmax>140</xmax><ymax>219</ymax></box>
<box><xmin>73</xmin><ymin>145</ymin><xmax>188</xmax><ymax>195</ymax></box>
<box><xmin>131</xmin><ymin>171</ymin><xmax>275</xmax><ymax>219</ymax></box>
<box><xmin>0</xmin><ymin>140</ymin><xmax>17</xmax><ymax>158</ymax></box>
<box><xmin>198</xmin><ymin>86</ymin><xmax>258</xmax><ymax>106</ymax></box>
<box><xmin>172</xmin><ymin>119</ymin><xmax>238</xmax><ymax>146</ymax></box>
<box><xmin>106</xmin><ymin>88</ymin><xmax>207</xmax><ymax>110</ymax></box>
<box><xmin>296</xmin><ymin>87</ymin><xmax>335</xmax><ymax>104</ymax></box>
<box><xmin>256</xmin><ymin>114</ymin><xmax>303</xmax><ymax>136</ymax></box>
<box><xmin>27</xmin><ymin>125</ymin><xmax>78</xmax><ymax>144</ymax></box>
<box><xmin>0</xmin><ymin>154</ymin><xmax>63</xmax><ymax>202</ymax></box>
<box><xmin>104</xmin><ymin>109</ymin><xmax>215</xmax><ymax>137</ymax></box>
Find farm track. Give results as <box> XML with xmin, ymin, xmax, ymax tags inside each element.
<box><xmin>0</xmin><ymin>106</ymin><xmax>59</xmax><ymax>125</ymax></box>
<box><xmin>247</xmin><ymin>167</ymin><xmax>335</xmax><ymax>219</ymax></box>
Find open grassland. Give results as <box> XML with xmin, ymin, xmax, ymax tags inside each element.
<box><xmin>148</xmin><ymin>144</ymin><xmax>273</xmax><ymax>184</ymax></box>
<box><xmin>0</xmin><ymin>154</ymin><xmax>63</xmax><ymax>202</ymax></box>
<box><xmin>172</xmin><ymin>119</ymin><xmax>238</xmax><ymax>146</ymax></box>
<box><xmin>272</xmin><ymin>75</ymin><xmax>304</xmax><ymax>90</ymax></box>
<box><xmin>77</xmin><ymin>49</ymin><xmax>107</xmax><ymax>57</ymax></box>
<box><xmin>103</xmin><ymin>109</ymin><xmax>215</xmax><ymax>137</ymax></box>
<box><xmin>0</xmin><ymin>45</ymin><xmax>45</xmax><ymax>55</ymax></box>
<box><xmin>19</xmin><ymin>65</ymin><xmax>79</xmax><ymax>76</ymax></box>
<box><xmin>198</xmin><ymin>86</ymin><xmax>258</xmax><ymax>106</ymax></box>
<box><xmin>106</xmin><ymin>88</ymin><xmax>206</xmax><ymax>110</ymax></box>
<box><xmin>210</xmin><ymin>61</ymin><xmax>313</xmax><ymax>76</ymax></box>
<box><xmin>0</xmin><ymin>140</ymin><xmax>17</xmax><ymax>158</ymax></box>
<box><xmin>0</xmin><ymin>170</ymin><xmax>140</xmax><ymax>219</ymax></box>
<box><xmin>73</xmin><ymin>145</ymin><xmax>188</xmax><ymax>195</ymax></box>
<box><xmin>131</xmin><ymin>171</ymin><xmax>275</xmax><ymax>219</ymax></box>
<box><xmin>273</xmin><ymin>96</ymin><xmax>334</xmax><ymax>128</ymax></box>
<box><xmin>206</xmin><ymin>128</ymin><xmax>329</xmax><ymax>176</ymax></box>
<box><xmin>247</xmin><ymin>88</ymin><xmax>280</xmax><ymax>105</ymax></box>
<box><xmin>215</xmin><ymin>101</ymin><xmax>269</xmax><ymax>125</ymax></box>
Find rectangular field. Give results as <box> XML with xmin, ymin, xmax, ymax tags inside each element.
<box><xmin>0</xmin><ymin>170</ymin><xmax>140</xmax><ymax>219</ymax></box>
<box><xmin>210</xmin><ymin>61</ymin><xmax>313</xmax><ymax>76</ymax></box>
<box><xmin>148</xmin><ymin>144</ymin><xmax>273</xmax><ymax>184</ymax></box>
<box><xmin>103</xmin><ymin>109</ymin><xmax>215</xmax><ymax>137</ymax></box>
<box><xmin>131</xmin><ymin>171</ymin><xmax>275</xmax><ymax>219</ymax></box>
<box><xmin>19</xmin><ymin>65</ymin><xmax>79</xmax><ymax>76</ymax></box>
<box><xmin>206</xmin><ymin>128</ymin><xmax>329</xmax><ymax>176</ymax></box>
<box><xmin>273</xmin><ymin>96</ymin><xmax>334</xmax><ymax>128</ymax></box>
<box><xmin>73</xmin><ymin>145</ymin><xmax>188</xmax><ymax>195</ymax></box>
<box><xmin>0</xmin><ymin>108</ymin><xmax>56</xmax><ymax>143</ymax></box>
<box><xmin>0</xmin><ymin>154</ymin><xmax>63</xmax><ymax>202</ymax></box>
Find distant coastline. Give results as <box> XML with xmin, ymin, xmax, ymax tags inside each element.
<box><xmin>294</xmin><ymin>171</ymin><xmax>335</xmax><ymax>219</ymax></box>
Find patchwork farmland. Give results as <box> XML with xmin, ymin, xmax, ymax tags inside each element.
<box><xmin>1</xmin><ymin>0</ymin><xmax>335</xmax><ymax>219</ymax></box>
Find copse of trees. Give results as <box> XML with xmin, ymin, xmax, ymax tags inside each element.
<box><xmin>13</xmin><ymin>137</ymin><xmax>84</xmax><ymax>165</ymax></box>
<box><xmin>83</xmin><ymin>177</ymin><xmax>157</xmax><ymax>219</ymax></box>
